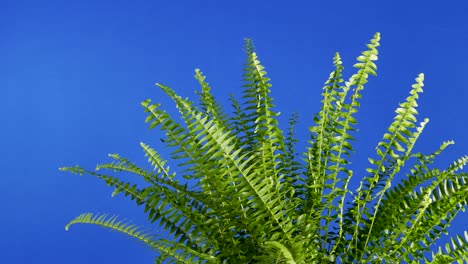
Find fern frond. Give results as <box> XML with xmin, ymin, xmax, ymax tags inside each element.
<box><xmin>281</xmin><ymin>113</ymin><xmax>302</xmax><ymax>199</ymax></box>
<box><xmin>347</xmin><ymin>73</ymin><xmax>425</xmax><ymax>259</ymax></box>
<box><xmin>255</xmin><ymin>241</ymin><xmax>305</xmax><ymax>264</ymax></box>
<box><xmin>368</xmin><ymin>141</ymin><xmax>454</xmax><ymax>245</ymax></box>
<box><xmin>382</xmin><ymin>156</ymin><xmax>468</xmax><ymax>260</ymax></box>
<box><xmin>195</xmin><ymin>69</ymin><xmax>229</xmax><ymax>127</ymax></box>
<box><xmin>306</xmin><ymin>52</ymin><xmax>352</xmax><ymax>253</ymax></box>
<box><xmin>306</xmin><ymin>52</ymin><xmax>346</xmax><ymax>205</ymax></box>
<box><xmin>240</xmin><ymin>41</ymin><xmax>286</xmax><ymax>194</ymax></box>
<box><xmin>141</xmin><ymin>97</ymin><xmax>223</xmax><ymax>210</ymax></box>
<box><xmin>63</xmin><ymin>163</ymin><xmax>218</xmax><ymax>252</ymax></box>
<box><xmin>96</xmin><ymin>150</ymin><xmax>209</xmax><ymax>212</ymax></box>
<box><xmin>65</xmin><ymin>212</ymin><xmax>152</xmax><ymax>241</ymax></box>
<box><xmin>66</xmin><ymin>213</ymin><xmax>216</xmax><ymax>263</ymax></box>
<box><xmin>141</xmin><ymin>99</ymin><xmax>200</xmax><ymax>170</ymax></box>
<box><xmin>310</xmin><ymin>33</ymin><xmax>380</xmax><ymax>256</ymax></box>
<box><xmin>428</xmin><ymin>231</ymin><xmax>468</xmax><ymax>264</ymax></box>
<box><xmin>61</xmin><ymin>166</ymin><xmax>146</xmax><ymax>203</ymax></box>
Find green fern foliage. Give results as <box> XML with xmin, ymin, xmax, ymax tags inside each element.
<box><xmin>62</xmin><ymin>32</ymin><xmax>468</xmax><ymax>263</ymax></box>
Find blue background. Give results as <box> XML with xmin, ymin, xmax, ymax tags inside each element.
<box><xmin>2</xmin><ymin>0</ymin><xmax>468</xmax><ymax>263</ymax></box>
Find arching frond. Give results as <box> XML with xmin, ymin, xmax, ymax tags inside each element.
<box><xmin>66</xmin><ymin>213</ymin><xmax>216</xmax><ymax>263</ymax></box>
<box><xmin>61</xmin><ymin>164</ymin><xmax>216</xmax><ymax>253</ymax></box>
<box><xmin>65</xmin><ymin>213</ymin><xmax>153</xmax><ymax>242</ymax></box>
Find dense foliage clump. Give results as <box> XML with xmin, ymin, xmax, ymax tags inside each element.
<box><xmin>62</xmin><ymin>33</ymin><xmax>468</xmax><ymax>263</ymax></box>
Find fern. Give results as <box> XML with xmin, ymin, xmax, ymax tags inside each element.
<box><xmin>63</xmin><ymin>33</ymin><xmax>468</xmax><ymax>263</ymax></box>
